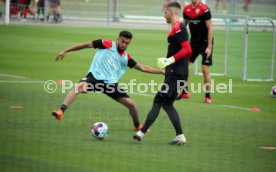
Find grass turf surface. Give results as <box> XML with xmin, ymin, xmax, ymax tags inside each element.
<box><xmin>0</xmin><ymin>25</ymin><xmax>276</xmax><ymax>172</ymax></box>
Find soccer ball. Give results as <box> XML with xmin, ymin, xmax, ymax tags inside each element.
<box><xmin>271</xmin><ymin>86</ymin><xmax>276</xmax><ymax>98</ymax></box>
<box><xmin>91</xmin><ymin>122</ymin><xmax>109</xmax><ymax>140</ymax></box>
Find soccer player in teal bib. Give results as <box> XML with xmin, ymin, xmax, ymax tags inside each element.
<box><xmin>52</xmin><ymin>31</ymin><xmax>164</xmax><ymax>131</ymax></box>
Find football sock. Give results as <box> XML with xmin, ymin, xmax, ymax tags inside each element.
<box><xmin>205</xmin><ymin>93</ymin><xmax>211</xmax><ymax>98</ymax></box>
<box><xmin>141</xmin><ymin>103</ymin><xmax>162</xmax><ymax>133</ymax></box>
<box><xmin>60</xmin><ymin>104</ymin><xmax>67</xmax><ymax>112</ymax></box>
<box><xmin>162</xmin><ymin>104</ymin><xmax>183</xmax><ymax>135</ymax></box>
<box><xmin>134</xmin><ymin>121</ymin><xmax>140</xmax><ymax>128</ymax></box>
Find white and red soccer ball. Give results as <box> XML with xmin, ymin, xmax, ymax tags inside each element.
<box><xmin>91</xmin><ymin>122</ymin><xmax>109</xmax><ymax>140</ymax></box>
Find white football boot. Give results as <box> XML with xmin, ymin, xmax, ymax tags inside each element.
<box><xmin>133</xmin><ymin>130</ymin><xmax>144</xmax><ymax>141</ymax></box>
<box><xmin>169</xmin><ymin>134</ymin><xmax>186</xmax><ymax>145</ymax></box>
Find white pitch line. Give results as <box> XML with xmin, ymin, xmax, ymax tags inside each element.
<box><xmin>0</xmin><ymin>79</ymin><xmax>264</xmax><ymax>112</ymax></box>
<box><xmin>0</xmin><ymin>73</ymin><xmax>27</xmax><ymax>79</ymax></box>
<box><xmin>0</xmin><ymin>80</ymin><xmax>156</xmax><ymax>97</ymax></box>
<box><xmin>130</xmin><ymin>92</ymin><xmax>154</xmax><ymax>97</ymax></box>
<box><xmin>0</xmin><ymin>75</ymin><xmax>270</xmax><ymax>102</ymax></box>
<box><xmin>232</xmin><ymin>84</ymin><xmax>271</xmax><ymax>87</ymax></box>
<box><xmin>221</xmin><ymin>105</ymin><xmax>251</xmax><ymax>111</ymax></box>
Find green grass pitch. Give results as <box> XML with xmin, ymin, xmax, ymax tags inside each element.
<box><xmin>0</xmin><ymin>25</ymin><xmax>276</xmax><ymax>172</ymax></box>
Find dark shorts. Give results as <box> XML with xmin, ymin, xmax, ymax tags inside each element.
<box><xmin>80</xmin><ymin>72</ymin><xmax>129</xmax><ymax>101</ymax></box>
<box><xmin>189</xmin><ymin>42</ymin><xmax>213</xmax><ymax>66</ymax></box>
<box><xmin>37</xmin><ymin>0</ymin><xmax>45</xmax><ymax>7</ymax></box>
<box><xmin>49</xmin><ymin>0</ymin><xmax>60</xmax><ymax>6</ymax></box>
<box><xmin>154</xmin><ymin>77</ymin><xmax>186</xmax><ymax>105</ymax></box>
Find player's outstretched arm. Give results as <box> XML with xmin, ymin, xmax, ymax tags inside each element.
<box><xmin>133</xmin><ymin>63</ymin><xmax>165</xmax><ymax>75</ymax></box>
<box><xmin>55</xmin><ymin>42</ymin><xmax>93</xmax><ymax>61</ymax></box>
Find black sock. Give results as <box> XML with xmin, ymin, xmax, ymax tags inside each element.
<box><xmin>162</xmin><ymin>104</ymin><xmax>183</xmax><ymax>135</ymax></box>
<box><xmin>205</xmin><ymin>93</ymin><xmax>211</xmax><ymax>98</ymax></box>
<box><xmin>60</xmin><ymin>104</ymin><xmax>67</xmax><ymax>112</ymax></box>
<box><xmin>134</xmin><ymin>121</ymin><xmax>140</xmax><ymax>128</ymax></box>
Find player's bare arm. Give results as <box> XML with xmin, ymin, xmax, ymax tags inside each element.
<box><xmin>55</xmin><ymin>42</ymin><xmax>93</xmax><ymax>61</ymax></box>
<box><xmin>205</xmin><ymin>19</ymin><xmax>213</xmax><ymax>58</ymax></box>
<box><xmin>133</xmin><ymin>63</ymin><xmax>165</xmax><ymax>75</ymax></box>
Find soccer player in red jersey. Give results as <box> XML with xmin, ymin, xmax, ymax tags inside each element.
<box><xmin>181</xmin><ymin>0</ymin><xmax>213</xmax><ymax>103</ymax></box>
<box><xmin>133</xmin><ymin>2</ymin><xmax>191</xmax><ymax>145</ymax></box>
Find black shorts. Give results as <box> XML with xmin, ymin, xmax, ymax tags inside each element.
<box><xmin>189</xmin><ymin>42</ymin><xmax>213</xmax><ymax>66</ymax></box>
<box><xmin>49</xmin><ymin>0</ymin><xmax>60</xmax><ymax>6</ymax></box>
<box><xmin>37</xmin><ymin>0</ymin><xmax>45</xmax><ymax>7</ymax></box>
<box><xmin>80</xmin><ymin>72</ymin><xmax>129</xmax><ymax>101</ymax></box>
<box><xmin>154</xmin><ymin>77</ymin><xmax>186</xmax><ymax>105</ymax></box>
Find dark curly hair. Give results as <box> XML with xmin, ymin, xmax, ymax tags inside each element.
<box><xmin>119</xmin><ymin>30</ymin><xmax>133</xmax><ymax>39</ymax></box>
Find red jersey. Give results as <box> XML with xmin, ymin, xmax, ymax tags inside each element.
<box><xmin>183</xmin><ymin>2</ymin><xmax>211</xmax><ymax>45</ymax></box>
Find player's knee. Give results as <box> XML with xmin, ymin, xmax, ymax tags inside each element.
<box><xmin>202</xmin><ymin>65</ymin><xmax>209</xmax><ymax>75</ymax></box>
<box><xmin>202</xmin><ymin>65</ymin><xmax>208</xmax><ymax>71</ymax></box>
<box><xmin>127</xmin><ymin>101</ymin><xmax>136</xmax><ymax>110</ymax></box>
<box><xmin>121</xmin><ymin>98</ymin><xmax>136</xmax><ymax>110</ymax></box>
